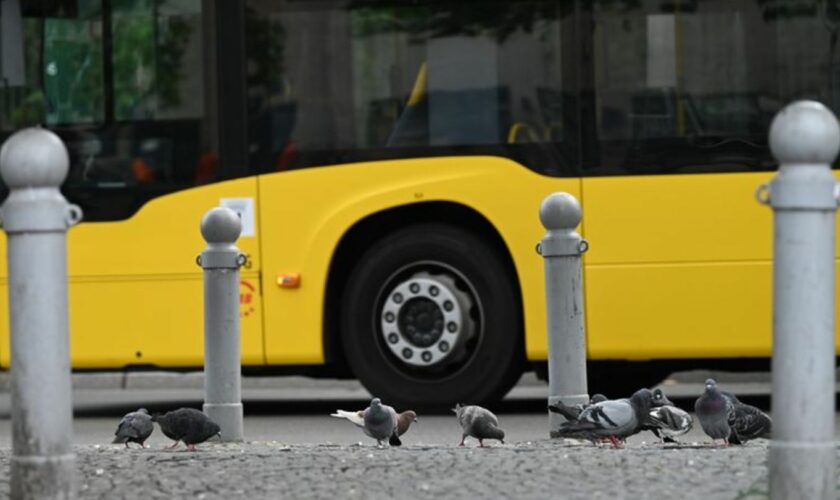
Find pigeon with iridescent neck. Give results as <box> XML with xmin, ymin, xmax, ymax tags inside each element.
<box><xmin>350</xmin><ymin>398</ymin><xmax>401</xmax><ymax>447</ymax></box>
<box><xmin>695</xmin><ymin>378</ymin><xmax>735</xmax><ymax>445</ymax></box>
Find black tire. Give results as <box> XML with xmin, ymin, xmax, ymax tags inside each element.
<box><xmin>340</xmin><ymin>223</ymin><xmax>523</xmax><ymax>409</ymax></box>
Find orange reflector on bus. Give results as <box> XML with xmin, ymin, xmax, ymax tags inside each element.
<box><xmin>277</xmin><ymin>273</ymin><xmax>301</xmax><ymax>288</ymax></box>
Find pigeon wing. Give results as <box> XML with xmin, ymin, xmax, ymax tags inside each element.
<box><xmin>556</xmin><ymin>400</ymin><xmax>634</xmax><ymax>438</ymax></box>
<box><xmin>330</xmin><ymin>410</ymin><xmax>366</xmax><ymax>428</ymax></box>
<box><xmin>728</xmin><ymin>404</ymin><xmax>771</xmax><ymax>443</ymax></box>
<box><xmin>647</xmin><ymin>406</ymin><xmax>693</xmax><ymax>438</ymax></box>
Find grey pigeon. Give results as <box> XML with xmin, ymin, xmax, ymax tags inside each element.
<box><xmin>152</xmin><ymin>408</ymin><xmax>221</xmax><ymax>451</ymax></box>
<box><xmin>548</xmin><ymin>393</ymin><xmax>608</xmax><ymax>421</ymax></box>
<box><xmin>646</xmin><ymin>405</ymin><xmax>693</xmax><ymax>442</ymax></box>
<box><xmin>718</xmin><ymin>388</ymin><xmax>772</xmax><ymax>444</ymax></box>
<box><xmin>112</xmin><ymin>408</ymin><xmax>154</xmax><ymax>449</ymax></box>
<box><xmin>359</xmin><ymin>398</ymin><xmax>401</xmax><ymax>447</ymax></box>
<box><xmin>694</xmin><ymin>378</ymin><xmax>735</xmax><ymax>445</ymax></box>
<box><xmin>453</xmin><ymin>404</ymin><xmax>505</xmax><ymax>447</ymax></box>
<box><xmin>331</xmin><ymin>405</ymin><xmax>417</xmax><ymax>440</ymax></box>
<box><xmin>554</xmin><ymin>388</ymin><xmax>657</xmax><ymax>448</ymax></box>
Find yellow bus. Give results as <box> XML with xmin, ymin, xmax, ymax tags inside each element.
<box><xmin>0</xmin><ymin>0</ymin><xmax>835</xmax><ymax>406</ymax></box>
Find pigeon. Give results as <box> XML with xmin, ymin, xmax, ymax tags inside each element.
<box><xmin>453</xmin><ymin>404</ymin><xmax>505</xmax><ymax>447</ymax></box>
<box><xmin>112</xmin><ymin>408</ymin><xmax>154</xmax><ymax>449</ymax></box>
<box><xmin>726</xmin><ymin>402</ymin><xmax>772</xmax><ymax>444</ymax></box>
<box><xmin>331</xmin><ymin>405</ymin><xmax>417</xmax><ymax>439</ymax></box>
<box><xmin>694</xmin><ymin>378</ymin><xmax>735</xmax><ymax>445</ymax></box>
<box><xmin>646</xmin><ymin>405</ymin><xmax>693</xmax><ymax>443</ymax></box>
<box><xmin>152</xmin><ymin>408</ymin><xmax>221</xmax><ymax>451</ymax></box>
<box><xmin>639</xmin><ymin>388</ymin><xmax>682</xmax><ymax>442</ymax></box>
<box><xmin>548</xmin><ymin>393</ymin><xmax>608</xmax><ymax>421</ymax></box>
<box><xmin>651</xmin><ymin>388</ymin><xmax>674</xmax><ymax>407</ymax></box>
<box><xmin>349</xmin><ymin>398</ymin><xmax>401</xmax><ymax>447</ymax></box>
<box><xmin>553</xmin><ymin>388</ymin><xmax>657</xmax><ymax>448</ymax></box>
<box><xmin>717</xmin><ymin>386</ymin><xmax>771</xmax><ymax>444</ymax></box>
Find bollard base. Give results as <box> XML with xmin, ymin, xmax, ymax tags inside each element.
<box><xmin>548</xmin><ymin>393</ymin><xmax>589</xmax><ymax>438</ymax></box>
<box><xmin>12</xmin><ymin>452</ymin><xmax>77</xmax><ymax>499</ymax></box>
<box><xmin>769</xmin><ymin>440</ymin><xmax>835</xmax><ymax>500</ymax></box>
<box><xmin>203</xmin><ymin>402</ymin><xmax>244</xmax><ymax>442</ymax></box>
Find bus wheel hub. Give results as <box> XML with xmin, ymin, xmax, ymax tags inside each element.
<box><xmin>380</xmin><ymin>274</ymin><xmax>473</xmax><ymax>367</ymax></box>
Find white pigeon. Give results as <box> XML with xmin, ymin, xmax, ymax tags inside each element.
<box><xmin>646</xmin><ymin>405</ymin><xmax>693</xmax><ymax>442</ymax></box>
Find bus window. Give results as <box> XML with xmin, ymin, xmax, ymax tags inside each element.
<box><xmin>584</xmin><ymin>0</ymin><xmax>840</xmax><ymax>175</ymax></box>
<box><xmin>245</xmin><ymin>0</ymin><xmax>578</xmax><ymax>177</ymax></box>
<box><xmin>0</xmin><ymin>0</ymin><xmax>211</xmax><ymax>221</ymax></box>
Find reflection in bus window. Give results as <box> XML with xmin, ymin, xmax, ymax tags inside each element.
<box><xmin>587</xmin><ymin>0</ymin><xmax>839</xmax><ymax>175</ymax></box>
<box><xmin>0</xmin><ymin>0</ymin><xmax>209</xmax><ymax>221</ymax></box>
<box><xmin>245</xmin><ymin>0</ymin><xmax>577</xmax><ymax>176</ymax></box>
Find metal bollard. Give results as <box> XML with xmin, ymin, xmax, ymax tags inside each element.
<box><xmin>0</xmin><ymin>128</ymin><xmax>80</xmax><ymax>498</ymax></box>
<box><xmin>759</xmin><ymin>100</ymin><xmax>839</xmax><ymax>500</ymax></box>
<box><xmin>538</xmin><ymin>192</ymin><xmax>589</xmax><ymax>437</ymax></box>
<box><xmin>198</xmin><ymin>207</ymin><xmax>246</xmax><ymax>442</ymax></box>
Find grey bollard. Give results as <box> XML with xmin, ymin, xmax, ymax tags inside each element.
<box><xmin>198</xmin><ymin>207</ymin><xmax>246</xmax><ymax>442</ymax></box>
<box><xmin>538</xmin><ymin>192</ymin><xmax>589</xmax><ymax>437</ymax></box>
<box><xmin>0</xmin><ymin>128</ymin><xmax>80</xmax><ymax>499</ymax></box>
<box><xmin>759</xmin><ymin>100</ymin><xmax>840</xmax><ymax>500</ymax></box>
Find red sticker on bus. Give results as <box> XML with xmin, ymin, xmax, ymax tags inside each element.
<box><xmin>240</xmin><ymin>280</ymin><xmax>256</xmax><ymax>318</ymax></box>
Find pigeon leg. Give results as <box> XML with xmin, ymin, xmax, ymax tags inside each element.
<box><xmin>478</xmin><ymin>439</ymin><xmax>484</xmax><ymax>448</ymax></box>
<box><xmin>186</xmin><ymin>444</ymin><xmax>196</xmax><ymax>452</ymax></box>
<box><xmin>124</xmin><ymin>442</ymin><xmax>130</xmax><ymax>449</ymax></box>
<box><xmin>608</xmin><ymin>436</ymin><xmax>623</xmax><ymax>449</ymax></box>
<box><xmin>167</xmin><ymin>441</ymin><xmax>180</xmax><ymax>449</ymax></box>
<box><xmin>459</xmin><ymin>435</ymin><xmax>466</xmax><ymax>447</ymax></box>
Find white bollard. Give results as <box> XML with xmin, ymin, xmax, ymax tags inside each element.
<box><xmin>0</xmin><ymin>128</ymin><xmax>80</xmax><ymax>498</ymax></box>
<box><xmin>760</xmin><ymin>100</ymin><xmax>839</xmax><ymax>500</ymax></box>
<box><xmin>198</xmin><ymin>207</ymin><xmax>245</xmax><ymax>442</ymax></box>
<box><xmin>538</xmin><ymin>192</ymin><xmax>589</xmax><ymax>437</ymax></box>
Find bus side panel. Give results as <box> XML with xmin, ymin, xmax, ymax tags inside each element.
<box><xmin>581</xmin><ymin>171</ymin><xmax>833</xmax><ymax>359</ymax></box>
<box><xmin>586</xmin><ymin>263</ymin><xmax>772</xmax><ymax>359</ymax></box>
<box><xmin>258</xmin><ymin>157</ymin><xmax>576</xmax><ymax>365</ymax></box>
<box><xmin>0</xmin><ymin>178</ymin><xmax>265</xmax><ymax>369</ymax></box>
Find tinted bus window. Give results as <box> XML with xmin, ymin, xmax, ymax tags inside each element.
<box><xmin>586</xmin><ymin>0</ymin><xmax>840</xmax><ymax>175</ymax></box>
<box><xmin>245</xmin><ymin>0</ymin><xmax>578</xmax><ymax>176</ymax></box>
<box><xmin>0</xmin><ymin>0</ymin><xmax>210</xmax><ymax>221</ymax></box>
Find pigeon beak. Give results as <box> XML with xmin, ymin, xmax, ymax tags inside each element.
<box><xmin>414</xmin><ymin>417</ymin><xmax>419</xmax><ymax>423</ymax></box>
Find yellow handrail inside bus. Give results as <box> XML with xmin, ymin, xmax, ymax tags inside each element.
<box><xmin>507</xmin><ymin>122</ymin><xmax>541</xmax><ymax>143</ymax></box>
<box><xmin>407</xmin><ymin>62</ymin><xmax>428</xmax><ymax>106</ymax></box>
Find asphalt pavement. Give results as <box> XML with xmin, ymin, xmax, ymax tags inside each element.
<box><xmin>0</xmin><ymin>371</ymin><xmax>836</xmax><ymax>499</ymax></box>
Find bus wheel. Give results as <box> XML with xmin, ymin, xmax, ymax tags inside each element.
<box><xmin>340</xmin><ymin>224</ymin><xmax>523</xmax><ymax>409</ymax></box>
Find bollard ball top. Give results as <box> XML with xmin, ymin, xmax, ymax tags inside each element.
<box><xmin>0</xmin><ymin>128</ymin><xmax>69</xmax><ymax>188</ymax></box>
<box><xmin>200</xmin><ymin>207</ymin><xmax>242</xmax><ymax>243</ymax></box>
<box><xmin>539</xmin><ymin>192</ymin><xmax>581</xmax><ymax>230</ymax></box>
<box><xmin>769</xmin><ymin>100</ymin><xmax>840</xmax><ymax>166</ymax></box>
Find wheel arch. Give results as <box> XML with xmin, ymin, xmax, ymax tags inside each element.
<box><xmin>322</xmin><ymin>201</ymin><xmax>525</xmax><ymax>372</ymax></box>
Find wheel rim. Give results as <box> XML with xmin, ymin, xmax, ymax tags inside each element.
<box><xmin>375</xmin><ymin>262</ymin><xmax>482</xmax><ymax>379</ymax></box>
